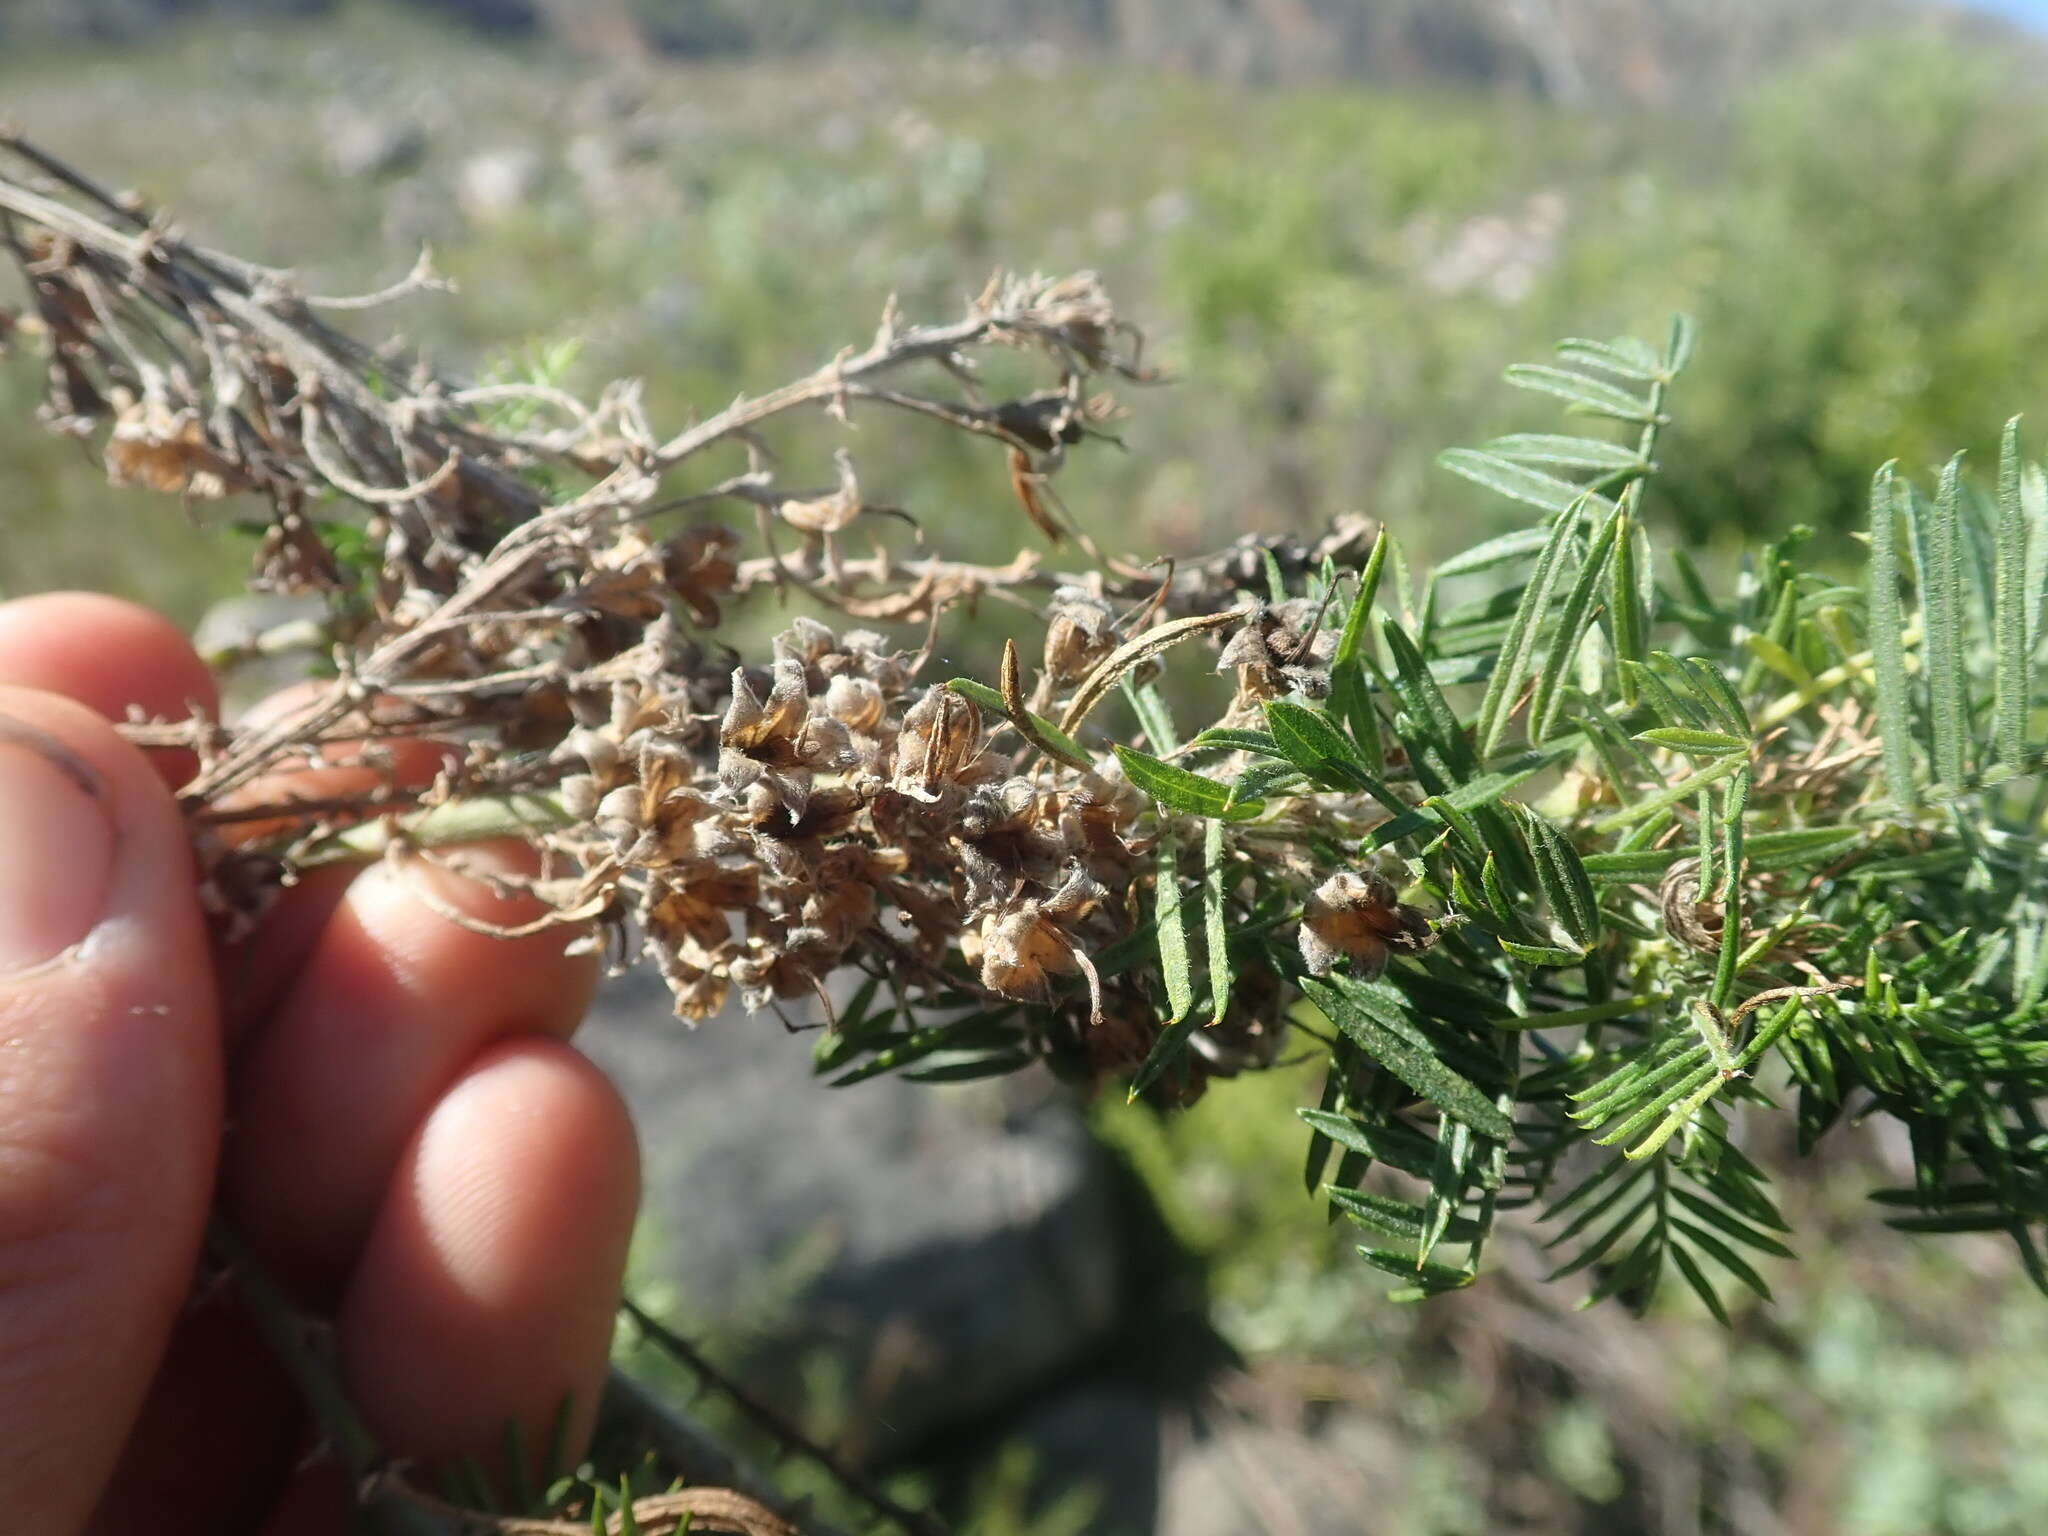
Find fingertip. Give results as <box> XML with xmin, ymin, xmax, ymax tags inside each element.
<box><xmin>226</xmin><ymin>840</ymin><xmax>599</xmax><ymax>1289</ymax></box>
<box><xmin>0</xmin><ymin>685</ymin><xmax>221</xmax><ymax>1527</ymax></box>
<box><xmin>339</xmin><ymin>1039</ymin><xmax>638</xmax><ymax>1473</ymax></box>
<box><xmin>0</xmin><ymin>592</ymin><xmax>218</xmax><ymax>728</ymax></box>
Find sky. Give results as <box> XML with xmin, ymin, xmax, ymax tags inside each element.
<box><xmin>1971</xmin><ymin>0</ymin><xmax>2048</xmax><ymax>26</ymax></box>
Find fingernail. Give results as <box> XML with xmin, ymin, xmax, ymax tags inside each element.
<box><xmin>0</xmin><ymin>719</ymin><xmax>116</xmax><ymax>971</ymax></box>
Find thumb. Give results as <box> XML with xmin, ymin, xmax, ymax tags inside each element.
<box><xmin>0</xmin><ymin>687</ymin><xmax>221</xmax><ymax>1532</ymax></box>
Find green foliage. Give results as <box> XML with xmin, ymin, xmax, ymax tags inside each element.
<box><xmin>842</xmin><ymin>317</ymin><xmax>2048</xmax><ymax>1322</ymax></box>
<box><xmin>1160</xmin><ymin>29</ymin><xmax>2048</xmax><ymax>554</ymax></box>
<box><xmin>1216</xmin><ymin>322</ymin><xmax>2048</xmax><ymax>1315</ymax></box>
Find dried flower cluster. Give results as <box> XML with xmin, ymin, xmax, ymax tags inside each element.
<box><xmin>0</xmin><ymin>133</ymin><xmax>1420</xmax><ymax>1108</ymax></box>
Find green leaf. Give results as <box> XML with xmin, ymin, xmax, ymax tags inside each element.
<box><xmin>1354</xmin><ymin>1247</ymin><xmax>1475</xmax><ymax>1294</ymax></box>
<box><xmin>1505</xmin><ymin>363</ymin><xmax>1658</xmax><ymax>423</ymax></box>
<box><xmin>1669</xmin><ymin>1189</ymin><xmax>1796</xmax><ymax>1259</ymax></box>
<box><xmin>1742</xmin><ymin>633</ymin><xmax>1813</xmax><ymax>689</ymax></box>
<box><xmin>1437</xmin><ymin>448</ymin><xmax>1615</xmax><ymax>516</ymax></box>
<box><xmin>1663</xmin><ymin>313</ymin><xmax>1698</xmax><ymax>375</ymax></box>
<box><xmin>1589</xmin><ymin>747</ymin><xmax>1748</xmax><ymax>833</ymax></box>
<box><xmin>1261</xmin><ymin>546</ymin><xmax>1289</xmax><ymax>605</ymax></box>
<box><xmin>1127</xmin><ymin>1012</ymin><xmax>1201</xmax><ymax>1101</ymax></box>
<box><xmin>1595</xmin><ymin>1064</ymin><xmax>1720</xmax><ymax>1152</ymax></box>
<box><xmin>1547</xmin><ymin>1190</ymin><xmax>1655</xmax><ymax>1279</ymax></box>
<box><xmin>1544</xmin><ymin>1159</ymin><xmax>1649</xmax><ymax>1247</ymax></box>
<box><xmin>1635</xmin><ymin>726</ymin><xmax>1749</xmax><ymax>757</ymax></box>
<box><xmin>1610</xmin><ymin>505</ymin><xmax>1649</xmax><ymax>701</ymax></box>
<box><xmin>1303</xmin><ymin>977</ymin><xmax>1515</xmax><ymax>1141</ymax></box>
<box><xmin>1366</xmin><ymin>739</ymin><xmax>1578</xmax><ymax>850</ymax></box>
<box><xmin>1866</xmin><ymin>464</ymin><xmax>1918</xmax><ymax>806</ymax></box>
<box><xmin>1560</xmin><ymin>333</ymin><xmax>1665</xmax><ymax>380</ymax></box>
<box><xmin>1571</xmin><ymin>1039</ymin><xmax>1710</xmax><ymax>1120</ymax></box>
<box><xmin>1326</xmin><ymin>1188</ymin><xmax>1431</xmax><ymax>1242</ymax></box>
<box><xmin>1668</xmin><ymin>1242</ymin><xmax>1732</xmax><ymax>1327</ymax></box>
<box><xmin>826</xmin><ymin>1010</ymin><xmax>1021</xmax><ymax>1087</ymax></box>
<box><xmin>1523</xmin><ymin>810</ymin><xmax>1601</xmax><ymax>948</ymax></box>
<box><xmin>1330</xmin><ymin>529</ymin><xmax>1389</xmax><ymax>770</ymax></box>
<box><xmin>1480</xmin><ymin>851</ymin><xmax>1521</xmax><ymax>929</ymax></box>
<box><xmin>1485</xmin><ymin>433</ymin><xmax>1648</xmax><ymax>471</ymax></box>
<box><xmin>1296</xmin><ymin>1108</ymin><xmax>1437</xmax><ymax>1178</ymax></box>
<box><xmin>946</xmin><ymin>677</ymin><xmax>1090</xmax><ymax>767</ymax></box>
<box><xmin>1124</xmin><ymin>675</ymin><xmax>1181</xmax><ymax>755</ymax></box>
<box><xmin>811</xmin><ymin>978</ymin><xmax>894</xmax><ymax>1071</ymax></box>
<box><xmin>1381</xmin><ymin>617</ymin><xmax>1478</xmax><ymax>779</ymax></box>
<box><xmin>1153</xmin><ymin>824</ymin><xmax>1194</xmax><ymax>1026</ymax></box>
<box><xmin>1581</xmin><ymin>826</ymin><xmax>1862</xmax><ymax>882</ymax></box>
<box><xmin>1497</xmin><ymin>994</ymin><xmax>1663</xmax><ymax>1031</ymax></box>
<box><xmin>1434</xmin><ymin>526</ymin><xmax>1554</xmax><ymax>579</ymax></box>
<box><xmin>1113</xmin><ymin>744</ymin><xmax>1264</xmax><ymax>821</ymax></box>
<box><xmin>1420</xmin><ymin>1116</ymin><xmax>1476</xmax><ymax>1264</ymax></box>
<box><xmin>1673</xmin><ymin>1218</ymin><xmax>1775</xmax><ymax>1302</ymax></box>
<box><xmin>1303</xmin><ymin>1074</ymin><xmax>1341</xmax><ymax>1194</ymax></box>
<box><xmin>1994</xmin><ymin>418</ymin><xmax>2032</xmax><ymax>769</ymax></box>
<box><xmin>1673</xmin><ymin>655</ymin><xmax>1753</xmax><ymax>735</ymax></box>
<box><xmin>1203</xmin><ymin>817</ymin><xmax>1232</xmax><ymax>1029</ymax></box>
<box><xmin>1623</xmin><ymin>657</ymin><xmax>1704</xmax><ymax>729</ymax></box>
<box><xmin>1636</xmin><ymin>650</ymin><xmax>1749</xmax><ymax>736</ymax></box>
<box><xmin>1710</xmin><ymin>769</ymin><xmax>1751</xmax><ymax>1011</ymax></box>
<box><xmin>1529</xmin><ymin>501</ymin><xmax>1623</xmax><ymax>741</ymax></box>
<box><xmin>1263</xmin><ymin>699</ymin><xmax>1389</xmax><ymax>801</ymax></box>
<box><xmin>1187</xmin><ymin>727</ymin><xmax>1283</xmax><ymax>757</ymax></box>
<box><xmin>1881</xmin><ymin>1210</ymin><xmax>2027</xmax><ymax>1235</ymax></box>
<box><xmin>1499</xmin><ymin>939</ymin><xmax>1587</xmax><ymax>968</ymax></box>
<box><xmin>1923</xmin><ymin>453</ymin><xmax>1971</xmax><ymax>791</ymax></box>
<box><xmin>903</xmin><ymin>1051</ymin><xmax>1038</xmax><ymax>1083</ymax></box>
<box><xmin>1229</xmin><ymin>760</ymin><xmax>1304</xmax><ymax>805</ymax></box>
<box><xmin>1475</xmin><ymin>496</ymin><xmax>1588</xmax><ymax>756</ymax></box>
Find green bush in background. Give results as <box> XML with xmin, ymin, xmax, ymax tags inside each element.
<box><xmin>6</xmin><ymin>12</ymin><xmax>2045</xmax><ymax>615</ymax></box>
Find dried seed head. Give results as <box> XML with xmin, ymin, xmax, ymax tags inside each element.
<box><xmin>823</xmin><ymin>673</ymin><xmax>886</xmax><ymax>735</ymax></box>
<box><xmin>794</xmin><ymin>712</ymin><xmax>855</xmax><ymax>771</ymax></box>
<box><xmin>1043</xmin><ymin>585</ymin><xmax>1116</xmax><ymax>681</ymax></box>
<box><xmin>560</xmin><ymin>772</ymin><xmax>601</xmax><ymax>820</ymax></box>
<box><xmin>1218</xmin><ymin>598</ymin><xmax>1339</xmax><ymax>701</ymax></box>
<box><xmin>836</xmin><ymin>629</ymin><xmax>912</xmax><ymax>694</ymax></box>
<box><xmin>730</xmin><ymin>939</ymin><xmax>821</xmax><ymax>1012</ymax></box>
<box><xmin>557</xmin><ymin>726</ymin><xmax>622</xmax><ymax>780</ymax></box>
<box><xmin>772</xmin><ymin>615</ymin><xmax>840</xmax><ymax>674</ymax></box>
<box><xmin>721</xmin><ymin>660</ymin><xmax>809</xmax><ymax>761</ymax></box>
<box><xmin>978</xmin><ymin>903</ymin><xmax>1079</xmax><ymax>1001</ymax></box>
<box><xmin>1298</xmin><ymin>871</ymin><xmax>1435</xmax><ymax>978</ymax></box>
<box><xmin>106</xmin><ymin>392</ymin><xmax>244</xmax><ymax>499</ymax></box>
<box><xmin>596</xmin><ymin>783</ymin><xmax>645</xmax><ymax>832</ymax></box>
<box><xmin>892</xmin><ymin>686</ymin><xmax>990</xmax><ymax>803</ymax></box>
<box><xmin>650</xmin><ymin>945</ymin><xmax>731</xmax><ymax>1022</ymax></box>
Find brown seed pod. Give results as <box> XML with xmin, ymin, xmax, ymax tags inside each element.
<box><xmin>1298</xmin><ymin>871</ymin><xmax>1436</xmax><ymax>978</ymax></box>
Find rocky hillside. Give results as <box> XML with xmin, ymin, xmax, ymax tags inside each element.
<box><xmin>5</xmin><ymin>0</ymin><xmax>2018</xmax><ymax>104</ymax></box>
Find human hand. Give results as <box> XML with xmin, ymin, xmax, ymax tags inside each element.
<box><xmin>0</xmin><ymin>592</ymin><xmax>639</xmax><ymax>1535</ymax></box>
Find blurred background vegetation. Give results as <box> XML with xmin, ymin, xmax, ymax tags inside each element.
<box><xmin>5</xmin><ymin>2</ymin><xmax>2048</xmax><ymax>1532</ymax></box>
